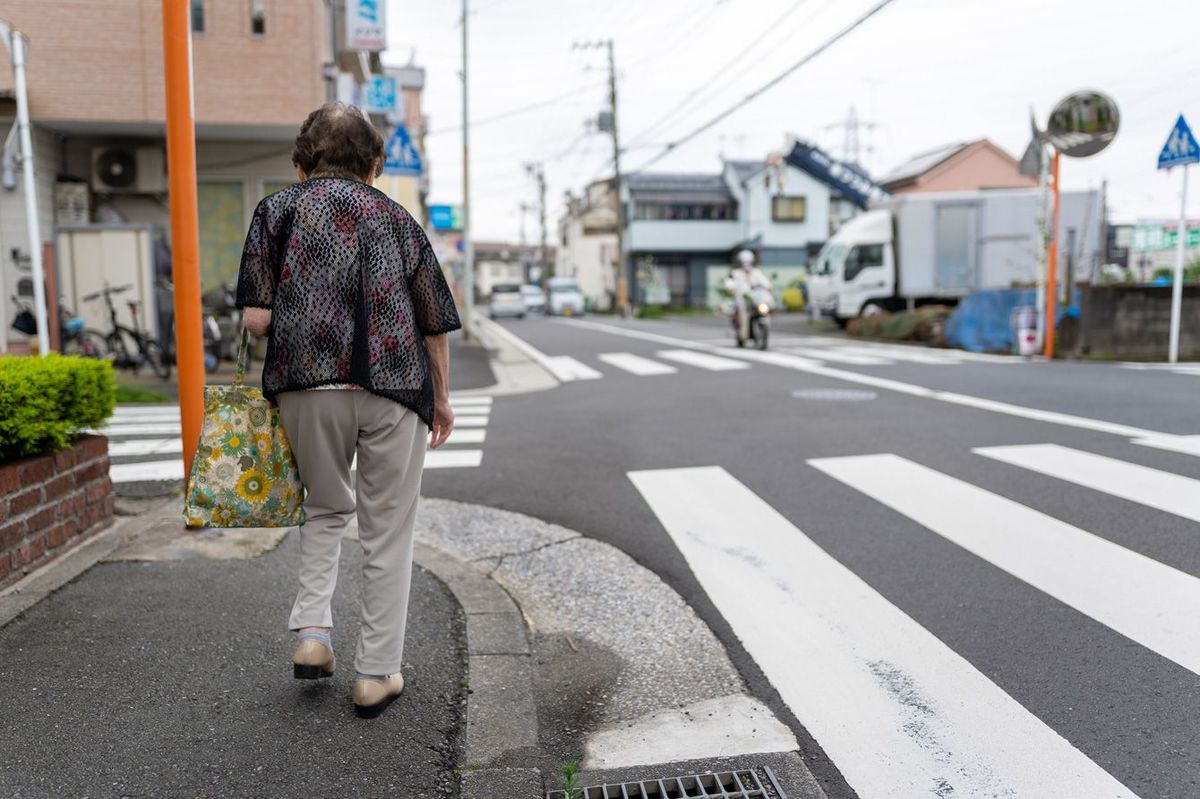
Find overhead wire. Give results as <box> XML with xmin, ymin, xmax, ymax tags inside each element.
<box><xmin>629</xmin><ymin>0</ymin><xmax>900</xmax><ymax>174</ymax></box>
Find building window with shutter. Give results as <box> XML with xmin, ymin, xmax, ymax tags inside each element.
<box><xmin>250</xmin><ymin>0</ymin><xmax>267</xmax><ymax>35</ymax></box>
<box><xmin>190</xmin><ymin>0</ymin><xmax>205</xmax><ymax>33</ymax></box>
<box><xmin>772</xmin><ymin>196</ymin><xmax>807</xmax><ymax>222</ymax></box>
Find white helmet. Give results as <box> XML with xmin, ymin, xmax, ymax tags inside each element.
<box><xmin>736</xmin><ymin>249</ymin><xmax>755</xmax><ymax>268</ymax></box>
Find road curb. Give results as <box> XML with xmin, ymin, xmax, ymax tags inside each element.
<box><xmin>468</xmin><ymin>313</ymin><xmax>559</xmax><ymax>396</ymax></box>
<box><xmin>412</xmin><ymin>540</ymin><xmax>542</xmax><ymax>798</ymax></box>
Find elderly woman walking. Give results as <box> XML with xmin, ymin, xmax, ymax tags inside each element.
<box><xmin>236</xmin><ymin>103</ymin><xmax>461</xmax><ymax>719</ymax></box>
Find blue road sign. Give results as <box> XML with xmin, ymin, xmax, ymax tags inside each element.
<box><xmin>383</xmin><ymin>124</ymin><xmax>423</xmax><ymax>177</ymax></box>
<box><xmin>1158</xmin><ymin>115</ymin><xmax>1200</xmax><ymax>170</ymax></box>
<box><xmin>364</xmin><ymin>76</ymin><xmax>397</xmax><ymax>113</ymax></box>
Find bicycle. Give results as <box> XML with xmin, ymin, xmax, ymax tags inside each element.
<box><xmin>82</xmin><ymin>284</ymin><xmax>171</xmax><ymax>379</ymax></box>
<box><xmin>9</xmin><ymin>295</ymin><xmax>107</xmax><ymax>358</ymax></box>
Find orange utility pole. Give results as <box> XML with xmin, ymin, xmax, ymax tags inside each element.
<box><xmin>1043</xmin><ymin>150</ymin><xmax>1061</xmax><ymax>358</ymax></box>
<box><xmin>162</xmin><ymin>1</ymin><xmax>205</xmax><ymax>485</ymax></box>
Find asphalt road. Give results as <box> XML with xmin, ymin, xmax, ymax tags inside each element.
<box><xmin>423</xmin><ymin>313</ymin><xmax>1200</xmax><ymax>799</ymax></box>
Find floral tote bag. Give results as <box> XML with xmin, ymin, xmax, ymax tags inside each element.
<box><xmin>183</xmin><ymin>331</ymin><xmax>305</xmax><ymax>528</ymax></box>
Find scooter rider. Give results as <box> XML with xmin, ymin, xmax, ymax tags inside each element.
<box><xmin>725</xmin><ymin>249</ymin><xmax>772</xmax><ymax>343</ymax></box>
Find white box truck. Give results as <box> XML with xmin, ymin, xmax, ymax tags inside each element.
<box><xmin>807</xmin><ymin>187</ymin><xmax>1103</xmax><ymax>323</ymax></box>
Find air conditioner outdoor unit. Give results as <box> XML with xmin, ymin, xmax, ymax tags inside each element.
<box><xmin>90</xmin><ymin>146</ymin><xmax>166</xmax><ymax>194</ymax></box>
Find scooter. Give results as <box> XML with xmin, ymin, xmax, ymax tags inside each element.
<box><xmin>731</xmin><ymin>286</ymin><xmax>773</xmax><ymax>350</ymax></box>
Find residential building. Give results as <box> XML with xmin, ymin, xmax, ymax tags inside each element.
<box><xmin>618</xmin><ymin>140</ymin><xmax>884</xmax><ymax>308</ymax></box>
<box><xmin>0</xmin><ymin>0</ymin><xmax>420</xmax><ymax>352</ymax></box>
<box><xmin>880</xmin><ymin>138</ymin><xmax>1037</xmax><ymax>194</ymax></box>
<box><xmin>556</xmin><ymin>179</ymin><xmax>618</xmax><ymax>312</ymax></box>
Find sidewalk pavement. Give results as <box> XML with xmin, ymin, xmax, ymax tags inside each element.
<box><xmin>0</xmin><ymin>321</ymin><xmax>832</xmax><ymax>798</ymax></box>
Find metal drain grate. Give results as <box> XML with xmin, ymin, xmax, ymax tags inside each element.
<box><xmin>546</xmin><ymin>766</ymin><xmax>788</xmax><ymax>799</ymax></box>
<box><xmin>791</xmin><ymin>388</ymin><xmax>877</xmax><ymax>402</ymax></box>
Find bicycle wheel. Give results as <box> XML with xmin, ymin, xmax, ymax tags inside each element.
<box><xmin>142</xmin><ymin>340</ymin><xmax>172</xmax><ymax>379</ymax></box>
<box><xmin>107</xmin><ymin>331</ymin><xmax>134</xmax><ymax>369</ymax></box>
<box><xmin>62</xmin><ymin>330</ymin><xmax>108</xmax><ymax>359</ymax></box>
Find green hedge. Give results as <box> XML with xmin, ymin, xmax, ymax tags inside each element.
<box><xmin>0</xmin><ymin>355</ymin><xmax>116</xmax><ymax>461</ymax></box>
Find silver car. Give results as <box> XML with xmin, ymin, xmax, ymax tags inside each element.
<box><xmin>489</xmin><ymin>283</ymin><xmax>526</xmax><ymax>319</ymax></box>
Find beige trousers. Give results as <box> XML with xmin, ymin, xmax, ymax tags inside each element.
<box><xmin>277</xmin><ymin>390</ymin><xmax>426</xmax><ymax>675</ymax></box>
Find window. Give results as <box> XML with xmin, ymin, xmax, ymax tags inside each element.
<box><xmin>772</xmin><ymin>195</ymin><xmax>807</xmax><ymax>222</ymax></box>
<box><xmin>250</xmin><ymin>0</ymin><xmax>266</xmax><ymax>35</ymax></box>
<box><xmin>810</xmin><ymin>243</ymin><xmax>845</xmax><ymax>276</ymax></box>
<box><xmin>842</xmin><ymin>244</ymin><xmax>884</xmax><ymax>282</ymax></box>
<box><xmin>190</xmin><ymin>0</ymin><xmax>205</xmax><ymax>33</ymax></box>
<box><xmin>634</xmin><ymin>201</ymin><xmax>737</xmax><ymax>221</ymax></box>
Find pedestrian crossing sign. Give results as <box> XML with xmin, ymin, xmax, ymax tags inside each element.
<box><xmin>1157</xmin><ymin>115</ymin><xmax>1199</xmax><ymax>170</ymax></box>
<box><xmin>383</xmin><ymin>124</ymin><xmax>423</xmax><ymax>177</ymax></box>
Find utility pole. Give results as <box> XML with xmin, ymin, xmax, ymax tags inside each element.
<box><xmin>0</xmin><ymin>20</ymin><xmax>49</xmax><ymax>356</ymax></box>
<box><xmin>460</xmin><ymin>0</ymin><xmax>474</xmax><ymax>339</ymax></box>
<box><xmin>162</xmin><ymin>0</ymin><xmax>205</xmax><ymax>485</ymax></box>
<box><xmin>525</xmin><ymin>162</ymin><xmax>547</xmax><ymax>282</ymax></box>
<box><xmin>574</xmin><ymin>38</ymin><xmax>626</xmax><ymax>313</ymax></box>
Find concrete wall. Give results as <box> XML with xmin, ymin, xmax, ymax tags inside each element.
<box><xmin>628</xmin><ymin>219</ymin><xmax>741</xmax><ymax>252</ymax></box>
<box><xmin>1077</xmin><ymin>285</ymin><xmax>1200</xmax><ymax>359</ymax></box>
<box><xmin>0</xmin><ymin>0</ymin><xmax>326</xmax><ymax>126</ymax></box>
<box><xmin>735</xmin><ymin>165</ymin><xmax>831</xmax><ymax>250</ymax></box>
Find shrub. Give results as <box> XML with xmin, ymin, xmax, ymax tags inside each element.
<box><xmin>0</xmin><ymin>355</ymin><xmax>116</xmax><ymax>461</ymax></box>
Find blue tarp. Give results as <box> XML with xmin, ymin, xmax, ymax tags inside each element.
<box><xmin>944</xmin><ymin>288</ymin><xmax>1078</xmax><ymax>353</ymax></box>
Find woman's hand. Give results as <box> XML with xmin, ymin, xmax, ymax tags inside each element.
<box><xmin>430</xmin><ymin>398</ymin><xmax>454</xmax><ymax>449</ymax></box>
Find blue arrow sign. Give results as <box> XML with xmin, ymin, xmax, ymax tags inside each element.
<box><xmin>1158</xmin><ymin>115</ymin><xmax>1199</xmax><ymax>170</ymax></box>
<box><xmin>383</xmin><ymin>124</ymin><xmax>423</xmax><ymax>176</ymax></box>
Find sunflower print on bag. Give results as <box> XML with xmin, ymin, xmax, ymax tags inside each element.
<box><xmin>183</xmin><ymin>373</ymin><xmax>305</xmax><ymax>529</ymax></box>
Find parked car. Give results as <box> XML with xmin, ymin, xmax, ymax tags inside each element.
<box><xmin>521</xmin><ymin>284</ymin><xmax>547</xmax><ymax>314</ymax></box>
<box><xmin>489</xmin><ymin>283</ymin><xmax>526</xmax><ymax>319</ymax></box>
<box><xmin>546</xmin><ymin>277</ymin><xmax>585</xmax><ymax>316</ymax></box>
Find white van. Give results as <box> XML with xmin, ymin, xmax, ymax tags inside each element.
<box><xmin>546</xmin><ymin>276</ymin><xmax>585</xmax><ymax>316</ymax></box>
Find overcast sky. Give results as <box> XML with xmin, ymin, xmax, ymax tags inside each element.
<box><xmin>383</xmin><ymin>0</ymin><xmax>1200</xmax><ymax>242</ymax></box>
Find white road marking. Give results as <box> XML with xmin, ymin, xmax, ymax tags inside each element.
<box><xmin>424</xmin><ymin>449</ymin><xmax>483</xmax><ymax>469</ymax></box>
<box><xmin>1134</xmin><ymin>434</ymin><xmax>1200</xmax><ymax>457</ymax></box>
<box><xmin>446</xmin><ymin>428</ymin><xmax>486</xmax><ymax>444</ymax></box>
<box><xmin>597</xmin><ymin>352</ymin><xmax>678</xmax><ymax>376</ymax></box>
<box><xmin>108</xmin><ymin>438</ymin><xmax>184</xmax><ymax>457</ymax></box>
<box><xmin>451</xmin><ymin>396</ymin><xmax>493</xmax><ymax>409</ymax></box>
<box><xmin>628</xmin><ymin>465</ymin><xmax>1135</xmax><ymax>798</ymax></box>
<box><xmin>656</xmin><ymin>349</ymin><xmax>750</xmax><ymax>372</ymax></box>
<box><xmin>95</xmin><ymin>423</ymin><xmax>183</xmax><ymax>436</ymax></box>
<box><xmin>814</xmin><ymin>453</ymin><xmax>1200</xmax><ymax>678</ymax></box>
<box><xmin>110</xmin><ymin>459</ymin><xmax>185</xmax><ymax>483</ymax></box>
<box><xmin>975</xmin><ymin>444</ymin><xmax>1200</xmax><ymax>524</ymax></box>
<box><xmin>105</xmin><ymin>413</ymin><xmax>181</xmax><ymax>424</ymax></box>
<box><xmin>583</xmin><ymin>694</ymin><xmax>796</xmax><ymax>769</ymax></box>
<box><xmin>454</xmin><ymin>415</ymin><xmax>490</xmax><ymax>428</ymax></box>
<box><xmin>557</xmin><ymin>319</ymin><xmax>1193</xmax><ymax>447</ymax></box>
<box><xmin>781</xmin><ymin>347</ymin><xmax>891</xmax><ymax>365</ymax></box>
<box><xmin>545</xmin><ymin>355</ymin><xmax>603</xmax><ymax>381</ymax></box>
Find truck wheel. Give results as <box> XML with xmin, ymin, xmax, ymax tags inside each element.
<box><xmin>833</xmin><ymin>315</ymin><xmax>849</xmax><ymax>329</ymax></box>
<box><xmin>860</xmin><ymin>301</ymin><xmax>887</xmax><ymax>318</ymax></box>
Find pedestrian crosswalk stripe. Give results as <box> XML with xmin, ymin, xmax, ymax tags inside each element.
<box><xmin>811</xmin><ymin>453</ymin><xmax>1200</xmax><ymax>677</ymax></box>
<box><xmin>425</xmin><ymin>449</ymin><xmax>483</xmax><ymax>469</ymax></box>
<box><xmin>110</xmin><ymin>459</ymin><xmax>185</xmax><ymax>484</ymax></box>
<box><xmin>656</xmin><ymin>349</ymin><xmax>750</xmax><ymax>372</ymax></box>
<box><xmin>1133</xmin><ymin>434</ymin><xmax>1200</xmax><ymax>458</ymax></box>
<box><xmin>108</xmin><ymin>438</ymin><xmax>183</xmax><ymax>457</ymax></box>
<box><xmin>451</xmin><ymin>396</ymin><xmax>493</xmax><ymax>408</ymax></box>
<box><xmin>446</xmin><ymin>428</ymin><xmax>486</xmax><ymax>444</ymax></box>
<box><xmin>975</xmin><ymin>443</ymin><xmax>1200</xmax><ymax>523</ymax></box>
<box><xmin>597</xmin><ymin>352</ymin><xmax>678</xmax><ymax>376</ymax></box>
<box><xmin>628</xmin><ymin>465</ymin><xmax>1135</xmax><ymax>799</ymax></box>
<box><xmin>105</xmin><ymin>413</ymin><xmax>181</xmax><ymax>425</ymax></box>
<box><xmin>454</xmin><ymin>415</ymin><xmax>489</xmax><ymax>428</ymax></box>
<box><xmin>96</xmin><ymin>422</ymin><xmax>182</xmax><ymax>436</ymax></box>
<box><xmin>781</xmin><ymin>346</ymin><xmax>891</xmax><ymax>365</ymax></box>
<box><xmin>545</xmin><ymin>355</ymin><xmax>603</xmax><ymax>381</ymax></box>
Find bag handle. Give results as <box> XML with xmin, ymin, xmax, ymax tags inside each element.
<box><xmin>234</xmin><ymin>327</ymin><xmax>250</xmax><ymax>387</ymax></box>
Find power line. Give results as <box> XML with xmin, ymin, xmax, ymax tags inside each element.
<box><xmin>624</xmin><ymin>0</ymin><xmax>813</xmax><ymax>150</ymax></box>
<box><xmin>426</xmin><ymin>80</ymin><xmax>606</xmax><ymax>136</ymax></box>
<box><xmin>630</xmin><ymin>0</ymin><xmax>900</xmax><ymax>174</ymax></box>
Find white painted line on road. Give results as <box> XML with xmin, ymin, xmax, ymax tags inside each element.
<box><xmin>107</xmin><ymin>413</ymin><xmax>181</xmax><ymax>424</ymax></box>
<box><xmin>557</xmin><ymin>320</ymin><xmax>1186</xmax><ymax>444</ymax></box>
<box><xmin>545</xmin><ymin>355</ymin><xmax>603</xmax><ymax>381</ymax></box>
<box><xmin>446</xmin><ymin>428</ymin><xmax>486</xmax><ymax>444</ymax></box>
<box><xmin>835</xmin><ymin>345</ymin><xmax>968</xmax><ymax>365</ymax></box>
<box><xmin>425</xmin><ymin>449</ymin><xmax>483</xmax><ymax>469</ymax></box>
<box><xmin>110</xmin><ymin>459</ymin><xmax>185</xmax><ymax>484</ymax></box>
<box><xmin>597</xmin><ymin>352</ymin><xmax>678</xmax><ymax>376</ymax></box>
<box><xmin>583</xmin><ymin>694</ymin><xmax>796</xmax><ymax>769</ymax></box>
<box><xmin>454</xmin><ymin>415</ymin><xmax>490</xmax><ymax>428</ymax></box>
<box><xmin>628</xmin><ymin>465</ymin><xmax>1135</xmax><ymax>798</ymax></box>
<box><xmin>975</xmin><ymin>444</ymin><xmax>1200</xmax><ymax>524</ymax></box>
<box><xmin>781</xmin><ymin>346</ymin><xmax>891</xmax><ymax>365</ymax></box>
<box><xmin>813</xmin><ymin>453</ymin><xmax>1200</xmax><ymax>678</ymax></box>
<box><xmin>94</xmin><ymin>423</ymin><xmax>183</xmax><ymax>436</ymax></box>
<box><xmin>1134</xmin><ymin>434</ymin><xmax>1200</xmax><ymax>457</ymax></box>
<box><xmin>451</xmin><ymin>396</ymin><xmax>493</xmax><ymax>407</ymax></box>
<box><xmin>657</xmin><ymin>349</ymin><xmax>750</xmax><ymax>372</ymax></box>
<box><xmin>473</xmin><ymin>314</ymin><xmax>562</xmax><ymax>384</ymax></box>
<box><xmin>108</xmin><ymin>438</ymin><xmax>183</xmax><ymax>457</ymax></box>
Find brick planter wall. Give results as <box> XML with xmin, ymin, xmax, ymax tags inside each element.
<box><xmin>0</xmin><ymin>435</ymin><xmax>114</xmax><ymax>591</ymax></box>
